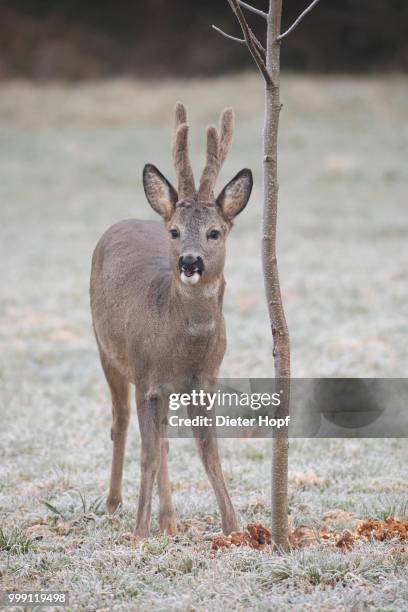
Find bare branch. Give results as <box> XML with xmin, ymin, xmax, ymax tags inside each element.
<box><xmin>213</xmin><ymin>24</ymin><xmax>266</xmax><ymax>56</ymax></box>
<box><xmin>252</xmin><ymin>32</ymin><xmax>266</xmax><ymax>56</ymax></box>
<box><xmin>212</xmin><ymin>25</ymin><xmax>245</xmax><ymax>46</ymax></box>
<box><xmin>238</xmin><ymin>1</ymin><xmax>267</xmax><ymax>19</ymax></box>
<box><xmin>226</xmin><ymin>0</ymin><xmax>272</xmax><ymax>85</ymax></box>
<box><xmin>277</xmin><ymin>0</ymin><xmax>321</xmax><ymax>41</ymax></box>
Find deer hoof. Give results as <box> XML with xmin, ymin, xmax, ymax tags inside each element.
<box><xmin>159</xmin><ymin>512</ymin><xmax>178</xmax><ymax>535</ymax></box>
<box><xmin>121</xmin><ymin>532</ymin><xmax>142</xmax><ymax>548</ymax></box>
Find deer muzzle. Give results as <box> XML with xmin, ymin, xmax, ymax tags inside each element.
<box><xmin>178</xmin><ymin>254</ymin><xmax>204</xmax><ymax>285</ymax></box>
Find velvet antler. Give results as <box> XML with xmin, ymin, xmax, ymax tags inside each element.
<box><xmin>198</xmin><ymin>108</ymin><xmax>234</xmax><ymax>200</ymax></box>
<box><xmin>172</xmin><ymin>102</ymin><xmax>196</xmax><ymax>200</ymax></box>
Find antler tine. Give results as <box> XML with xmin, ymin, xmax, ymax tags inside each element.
<box><xmin>172</xmin><ymin>102</ymin><xmax>195</xmax><ymax>199</ymax></box>
<box><xmin>218</xmin><ymin>107</ymin><xmax>234</xmax><ymax>168</ymax></box>
<box><xmin>198</xmin><ymin>126</ymin><xmax>219</xmax><ymax>200</ymax></box>
<box><xmin>174</xmin><ymin>101</ymin><xmax>187</xmax><ymax>129</ymax></box>
<box><xmin>199</xmin><ymin>108</ymin><xmax>234</xmax><ymax>199</ymax></box>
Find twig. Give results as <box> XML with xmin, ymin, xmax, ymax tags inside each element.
<box><xmin>212</xmin><ymin>25</ymin><xmax>245</xmax><ymax>45</ymax></box>
<box><xmin>227</xmin><ymin>0</ymin><xmax>272</xmax><ymax>84</ymax></box>
<box><xmin>238</xmin><ymin>1</ymin><xmax>268</xmax><ymax>19</ymax></box>
<box><xmin>277</xmin><ymin>0</ymin><xmax>321</xmax><ymax>41</ymax></box>
<box><xmin>252</xmin><ymin>32</ymin><xmax>266</xmax><ymax>56</ymax></box>
<box><xmin>213</xmin><ymin>24</ymin><xmax>266</xmax><ymax>56</ymax></box>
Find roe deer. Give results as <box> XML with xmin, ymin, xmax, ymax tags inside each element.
<box><xmin>90</xmin><ymin>103</ymin><xmax>253</xmax><ymax>537</ymax></box>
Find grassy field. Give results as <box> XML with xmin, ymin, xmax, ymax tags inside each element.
<box><xmin>0</xmin><ymin>74</ymin><xmax>407</xmax><ymax>610</ymax></box>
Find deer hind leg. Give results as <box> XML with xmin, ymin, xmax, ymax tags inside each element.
<box><xmin>188</xmin><ymin>405</ymin><xmax>239</xmax><ymax>535</ymax></box>
<box><xmin>100</xmin><ymin>353</ymin><xmax>131</xmax><ymax>514</ymax></box>
<box><xmin>157</xmin><ymin>439</ymin><xmax>177</xmax><ymax>535</ymax></box>
<box><xmin>134</xmin><ymin>389</ymin><xmax>165</xmax><ymax>538</ymax></box>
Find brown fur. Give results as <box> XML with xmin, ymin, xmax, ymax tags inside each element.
<box><xmin>90</xmin><ymin>104</ymin><xmax>253</xmax><ymax>537</ymax></box>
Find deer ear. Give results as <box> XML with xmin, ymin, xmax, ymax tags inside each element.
<box><xmin>216</xmin><ymin>169</ymin><xmax>253</xmax><ymax>221</ymax></box>
<box><xmin>143</xmin><ymin>164</ymin><xmax>178</xmax><ymax>220</ymax></box>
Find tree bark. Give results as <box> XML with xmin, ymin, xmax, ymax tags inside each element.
<box><xmin>215</xmin><ymin>0</ymin><xmax>322</xmax><ymax>554</ymax></box>
<box><xmin>213</xmin><ymin>0</ymin><xmax>320</xmax><ymax>552</ymax></box>
<box><xmin>263</xmin><ymin>0</ymin><xmax>290</xmax><ymax>552</ymax></box>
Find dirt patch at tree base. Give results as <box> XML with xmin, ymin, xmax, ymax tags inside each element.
<box><xmin>211</xmin><ymin>518</ymin><xmax>408</xmax><ymax>552</ymax></box>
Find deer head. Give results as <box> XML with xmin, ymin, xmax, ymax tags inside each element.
<box><xmin>143</xmin><ymin>103</ymin><xmax>253</xmax><ymax>286</ymax></box>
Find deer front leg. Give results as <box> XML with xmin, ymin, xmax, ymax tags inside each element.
<box><xmin>134</xmin><ymin>389</ymin><xmax>164</xmax><ymax>538</ymax></box>
<box><xmin>99</xmin><ymin>353</ymin><xmax>131</xmax><ymax>515</ymax></box>
<box><xmin>188</xmin><ymin>404</ymin><xmax>239</xmax><ymax>535</ymax></box>
<box><xmin>157</xmin><ymin>438</ymin><xmax>177</xmax><ymax>535</ymax></box>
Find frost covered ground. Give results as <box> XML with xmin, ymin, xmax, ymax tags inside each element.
<box><xmin>0</xmin><ymin>75</ymin><xmax>407</xmax><ymax>610</ymax></box>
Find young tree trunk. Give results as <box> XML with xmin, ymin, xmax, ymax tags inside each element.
<box><xmin>263</xmin><ymin>0</ymin><xmax>290</xmax><ymax>552</ymax></box>
<box><xmin>214</xmin><ymin>0</ymin><xmax>321</xmax><ymax>552</ymax></box>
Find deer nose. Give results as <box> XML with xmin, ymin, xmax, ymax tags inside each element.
<box><xmin>179</xmin><ymin>254</ymin><xmax>203</xmax><ymax>272</ymax></box>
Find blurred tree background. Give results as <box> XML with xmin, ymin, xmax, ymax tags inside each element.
<box><xmin>1</xmin><ymin>0</ymin><xmax>407</xmax><ymax>79</ymax></box>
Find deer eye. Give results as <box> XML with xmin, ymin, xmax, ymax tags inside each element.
<box><xmin>169</xmin><ymin>228</ymin><xmax>179</xmax><ymax>239</ymax></box>
<box><xmin>208</xmin><ymin>229</ymin><xmax>221</xmax><ymax>240</ymax></box>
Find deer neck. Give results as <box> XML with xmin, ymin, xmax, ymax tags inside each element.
<box><xmin>170</xmin><ymin>276</ymin><xmax>225</xmax><ymax>333</ymax></box>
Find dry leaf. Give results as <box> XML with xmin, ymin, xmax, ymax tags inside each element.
<box><xmin>120</xmin><ymin>532</ymin><xmax>141</xmax><ymax>548</ymax></box>
<box><xmin>290</xmin><ymin>525</ymin><xmax>319</xmax><ymax>548</ymax></box>
<box><xmin>357</xmin><ymin>518</ymin><xmax>408</xmax><ymax>541</ymax></box>
<box><xmin>335</xmin><ymin>530</ymin><xmax>355</xmax><ymax>551</ymax></box>
<box><xmin>211</xmin><ymin>523</ymin><xmax>271</xmax><ymax>551</ymax></box>
<box><xmin>53</xmin><ymin>521</ymin><xmax>74</xmax><ymax>536</ymax></box>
